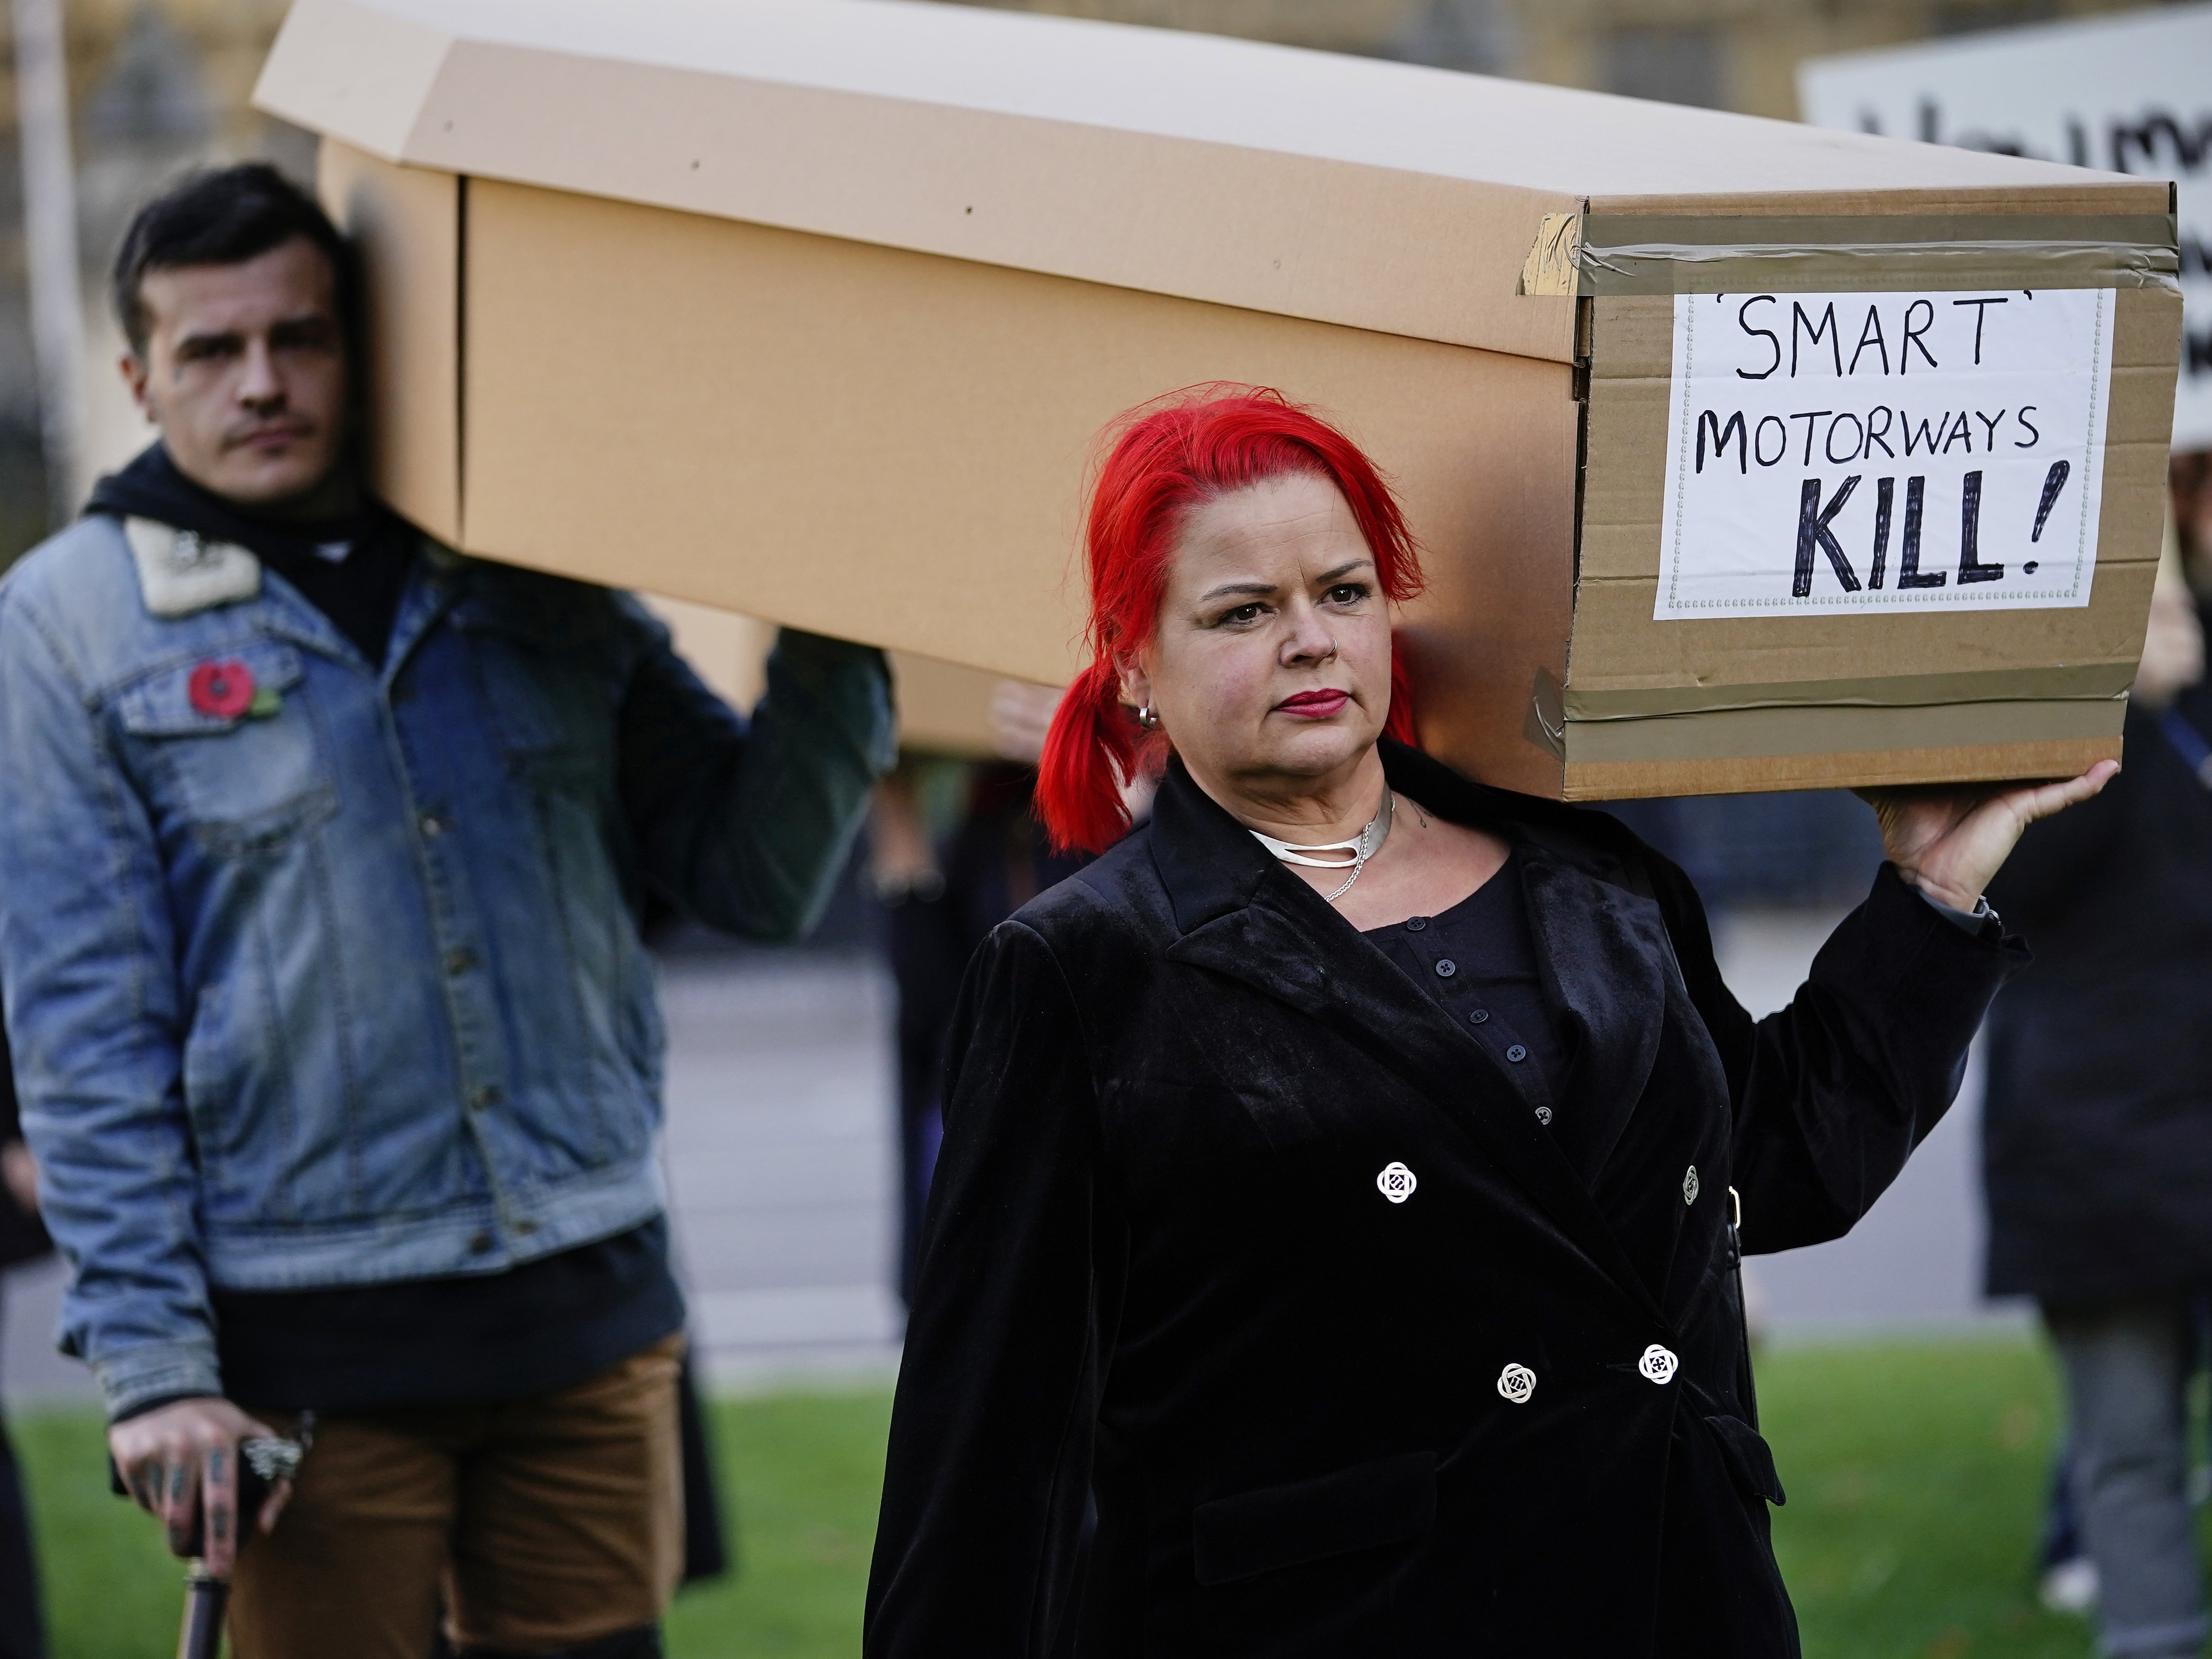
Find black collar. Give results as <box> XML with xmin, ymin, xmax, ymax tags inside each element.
<box><xmin>1144</xmin><ymin>736</ymin><xmax>1596</xmax><ymax>934</ymax></box>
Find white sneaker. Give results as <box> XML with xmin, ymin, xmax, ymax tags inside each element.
<box><xmin>2040</xmin><ymin>1557</ymin><xmax>2099</xmax><ymax>1615</ymax></box>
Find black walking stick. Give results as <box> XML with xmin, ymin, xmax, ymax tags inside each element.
<box><xmin>114</xmin><ymin>1419</ymin><xmax>312</xmax><ymax>1659</ymax></box>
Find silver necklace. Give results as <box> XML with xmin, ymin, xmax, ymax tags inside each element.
<box><xmin>1251</xmin><ymin>791</ymin><xmax>1395</xmax><ymax>903</ymax></box>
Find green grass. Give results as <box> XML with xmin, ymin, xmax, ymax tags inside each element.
<box><xmin>1761</xmin><ymin>1338</ymin><xmax>2090</xmax><ymax>1659</ymax></box>
<box><xmin>13</xmin><ymin>1389</ymin><xmax>895</xmax><ymax>1659</ymax></box>
<box><xmin>662</xmin><ymin>1391</ymin><xmax>893</xmax><ymax>1656</ymax></box>
<box><xmin>9</xmin><ymin>1341</ymin><xmax>2125</xmax><ymax>1658</ymax></box>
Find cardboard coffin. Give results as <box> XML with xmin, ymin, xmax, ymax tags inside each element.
<box><xmin>646</xmin><ymin>591</ymin><xmax>1035</xmax><ymax>759</ymax></box>
<box><xmin>253</xmin><ymin>0</ymin><xmax>2183</xmax><ymax>797</ymax></box>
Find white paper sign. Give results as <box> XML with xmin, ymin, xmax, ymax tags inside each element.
<box><xmin>1654</xmin><ymin>287</ymin><xmax>2114</xmax><ymax>620</ymax></box>
<box><xmin>1799</xmin><ymin>4</ymin><xmax>2212</xmax><ymax>452</ymax></box>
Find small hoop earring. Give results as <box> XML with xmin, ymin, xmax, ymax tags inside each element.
<box><xmin>1137</xmin><ymin>704</ymin><xmax>1159</xmax><ymax>730</ymax></box>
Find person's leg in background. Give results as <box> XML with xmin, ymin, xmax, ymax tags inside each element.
<box><xmin>2046</xmin><ymin>1296</ymin><xmax>2208</xmax><ymax>1659</ymax></box>
<box><xmin>2038</xmin><ymin>1436</ymin><xmax>2099</xmax><ymax>1615</ymax></box>
<box><xmin>0</xmin><ymin>1371</ymin><xmax>47</xmax><ymax>1659</ymax></box>
<box><xmin>870</xmin><ymin>762</ymin><xmax>965</xmax><ymax>1308</ymax></box>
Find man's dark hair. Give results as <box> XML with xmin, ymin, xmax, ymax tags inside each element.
<box><xmin>111</xmin><ymin>163</ymin><xmax>359</xmax><ymax>357</ymax></box>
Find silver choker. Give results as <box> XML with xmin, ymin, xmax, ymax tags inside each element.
<box><xmin>1251</xmin><ymin>791</ymin><xmax>1395</xmax><ymax>903</ymax></box>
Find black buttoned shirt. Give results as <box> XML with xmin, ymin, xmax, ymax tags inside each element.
<box><xmin>1364</xmin><ymin>851</ymin><xmax>1571</xmax><ymax>1136</ymax></box>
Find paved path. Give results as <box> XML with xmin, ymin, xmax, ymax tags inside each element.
<box><xmin>1</xmin><ymin>910</ymin><xmax>2024</xmax><ymax>1408</ymax></box>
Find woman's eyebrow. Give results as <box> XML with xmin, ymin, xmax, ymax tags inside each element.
<box><xmin>1316</xmin><ymin>558</ymin><xmax>1375</xmax><ymax>584</ymax></box>
<box><xmin>1197</xmin><ymin>579</ymin><xmax>1280</xmax><ymax>603</ymax></box>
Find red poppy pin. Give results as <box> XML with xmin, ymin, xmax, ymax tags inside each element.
<box><xmin>187</xmin><ymin>659</ymin><xmax>256</xmax><ymax>721</ymax></box>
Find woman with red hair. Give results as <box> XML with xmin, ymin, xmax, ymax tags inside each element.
<box><xmin>866</xmin><ymin>387</ymin><xmax>2109</xmax><ymax>1656</ymax></box>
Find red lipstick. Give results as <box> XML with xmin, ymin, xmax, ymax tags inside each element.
<box><xmin>1274</xmin><ymin>689</ymin><xmax>1350</xmax><ymax>720</ymax></box>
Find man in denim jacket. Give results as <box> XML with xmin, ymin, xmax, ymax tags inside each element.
<box><xmin>0</xmin><ymin>165</ymin><xmax>893</xmax><ymax>1657</ymax></box>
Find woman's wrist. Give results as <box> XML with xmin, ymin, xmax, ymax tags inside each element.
<box><xmin>1905</xmin><ymin>869</ymin><xmax>1985</xmax><ymax>913</ymax></box>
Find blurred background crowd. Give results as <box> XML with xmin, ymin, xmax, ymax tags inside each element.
<box><xmin>1</xmin><ymin>1</ymin><xmax>2208</xmax><ymax>1656</ymax></box>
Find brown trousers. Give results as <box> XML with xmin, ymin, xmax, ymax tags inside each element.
<box><xmin>229</xmin><ymin>1335</ymin><xmax>685</xmax><ymax>1658</ymax></box>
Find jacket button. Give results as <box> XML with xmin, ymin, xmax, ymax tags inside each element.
<box><xmin>1375</xmin><ymin>1161</ymin><xmax>1418</xmax><ymax>1204</ymax></box>
<box><xmin>468</xmin><ymin>1232</ymin><xmax>493</xmax><ymax>1255</ymax></box>
<box><xmin>1434</xmin><ymin>958</ymin><xmax>1457</xmax><ymax>978</ymax></box>
<box><xmin>1497</xmin><ymin>1363</ymin><xmax>1537</xmax><ymax>1405</ymax></box>
<box><xmin>1469</xmin><ymin>1008</ymin><xmax>1490</xmax><ymax>1024</ymax></box>
<box><xmin>1505</xmin><ymin>1044</ymin><xmax>1528</xmax><ymax>1063</ymax></box>
<box><xmin>445</xmin><ymin>946</ymin><xmax>479</xmax><ymax>976</ymax></box>
<box><xmin>1534</xmin><ymin>1105</ymin><xmax>1553</xmax><ymax>1125</ymax></box>
<box><xmin>1683</xmin><ymin>1166</ymin><xmax>1700</xmax><ymax>1206</ymax></box>
<box><xmin>468</xmin><ymin>1084</ymin><xmax>501</xmax><ymax>1110</ymax></box>
<box><xmin>1638</xmin><ymin>1345</ymin><xmax>1679</xmax><ymax>1385</ymax></box>
<box><xmin>1406</xmin><ymin>916</ymin><xmax>1429</xmax><ymax>932</ymax></box>
<box><xmin>421</xmin><ymin>813</ymin><xmax>447</xmax><ymax>838</ymax></box>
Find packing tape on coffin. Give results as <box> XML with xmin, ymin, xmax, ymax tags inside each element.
<box><xmin>1522</xmin><ymin>663</ymin><xmax>2131</xmax><ymax>760</ymax></box>
<box><xmin>1563</xmin><ymin>661</ymin><xmax>2136</xmax><ymax>721</ymax></box>
<box><xmin>1561</xmin><ymin>695</ymin><xmax>2126</xmax><ymax>765</ymax></box>
<box><xmin>1568</xmin><ymin>212</ymin><xmax>2179</xmax><ymax>297</ymax></box>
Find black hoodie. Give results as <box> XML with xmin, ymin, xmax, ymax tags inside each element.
<box><xmin>85</xmin><ymin>443</ymin><xmax>414</xmax><ymax>666</ymax></box>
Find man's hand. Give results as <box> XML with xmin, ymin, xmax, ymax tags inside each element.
<box><xmin>108</xmin><ymin>1397</ymin><xmax>290</xmax><ymax>1577</ymax></box>
<box><xmin>1857</xmin><ymin>762</ymin><xmax>2120</xmax><ymax>913</ymax></box>
<box><xmin>988</xmin><ymin>680</ymin><xmax>1062</xmax><ymax>765</ymax></box>
<box><xmin>0</xmin><ymin>1140</ymin><xmax>36</xmax><ymax>1215</ymax></box>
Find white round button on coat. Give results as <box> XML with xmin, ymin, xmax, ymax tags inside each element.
<box><xmin>1638</xmin><ymin>1345</ymin><xmax>1679</xmax><ymax>1385</ymax></box>
<box><xmin>1376</xmin><ymin>1162</ymin><xmax>1418</xmax><ymax>1204</ymax></box>
<box><xmin>1683</xmin><ymin>1166</ymin><xmax>1700</xmax><ymax>1206</ymax></box>
<box><xmin>1497</xmin><ymin>1363</ymin><xmax>1537</xmax><ymax>1405</ymax></box>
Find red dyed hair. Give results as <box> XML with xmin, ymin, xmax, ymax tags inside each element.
<box><xmin>1037</xmin><ymin>386</ymin><xmax>1426</xmax><ymax>854</ymax></box>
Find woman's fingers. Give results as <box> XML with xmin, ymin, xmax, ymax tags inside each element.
<box><xmin>2014</xmin><ymin>759</ymin><xmax>2118</xmax><ymax>823</ymax></box>
<box><xmin>1865</xmin><ymin>761</ymin><xmax>2117</xmax><ymax>911</ymax></box>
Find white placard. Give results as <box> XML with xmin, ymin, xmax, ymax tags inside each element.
<box><xmin>1799</xmin><ymin>4</ymin><xmax>2212</xmax><ymax>452</ymax></box>
<box><xmin>1654</xmin><ymin>288</ymin><xmax>2114</xmax><ymax>620</ymax></box>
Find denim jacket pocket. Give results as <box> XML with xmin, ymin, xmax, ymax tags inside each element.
<box><xmin>114</xmin><ymin>642</ymin><xmax>335</xmax><ymax>851</ymax></box>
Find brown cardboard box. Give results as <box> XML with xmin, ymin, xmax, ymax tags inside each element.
<box><xmin>255</xmin><ymin>0</ymin><xmax>2182</xmax><ymax>798</ymax></box>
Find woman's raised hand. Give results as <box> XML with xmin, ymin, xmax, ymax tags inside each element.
<box><xmin>1856</xmin><ymin>760</ymin><xmax>2119</xmax><ymax>912</ymax></box>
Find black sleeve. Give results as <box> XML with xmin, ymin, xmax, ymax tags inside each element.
<box><xmin>615</xmin><ymin>606</ymin><xmax>893</xmax><ymax>943</ymax></box>
<box><xmin>1650</xmin><ymin>856</ymin><xmax>2026</xmax><ymax>1255</ymax></box>
<box><xmin>865</xmin><ymin>920</ymin><xmax>1112</xmax><ymax>1658</ymax></box>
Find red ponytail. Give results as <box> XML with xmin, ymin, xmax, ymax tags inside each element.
<box><xmin>1037</xmin><ymin>387</ymin><xmax>1426</xmax><ymax>854</ymax></box>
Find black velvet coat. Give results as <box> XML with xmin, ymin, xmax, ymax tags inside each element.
<box><xmin>866</xmin><ymin>743</ymin><xmax>2022</xmax><ymax>1657</ymax></box>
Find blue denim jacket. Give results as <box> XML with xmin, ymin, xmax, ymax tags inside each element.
<box><xmin>0</xmin><ymin>514</ymin><xmax>893</xmax><ymax>1417</ymax></box>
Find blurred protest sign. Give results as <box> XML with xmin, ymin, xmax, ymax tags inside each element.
<box><xmin>1800</xmin><ymin>4</ymin><xmax>2212</xmax><ymax>451</ymax></box>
